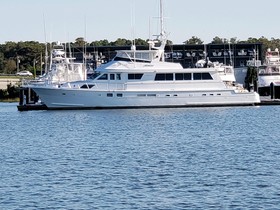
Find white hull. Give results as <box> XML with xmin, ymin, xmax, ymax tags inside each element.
<box><xmin>258</xmin><ymin>75</ymin><xmax>280</xmax><ymax>87</ymax></box>
<box><xmin>33</xmin><ymin>87</ymin><xmax>260</xmax><ymax>109</ymax></box>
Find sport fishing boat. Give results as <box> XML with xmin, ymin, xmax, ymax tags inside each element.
<box><xmin>258</xmin><ymin>48</ymin><xmax>280</xmax><ymax>96</ymax></box>
<box><xmin>30</xmin><ymin>1</ymin><xmax>260</xmax><ymax>109</ymax></box>
<box><xmin>18</xmin><ymin>42</ymin><xmax>87</xmax><ymax>110</ymax></box>
<box><xmin>25</xmin><ymin>42</ymin><xmax>86</xmax><ymax>86</ymax></box>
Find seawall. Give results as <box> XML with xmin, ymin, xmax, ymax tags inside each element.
<box><xmin>0</xmin><ymin>78</ymin><xmax>20</xmax><ymax>90</ymax></box>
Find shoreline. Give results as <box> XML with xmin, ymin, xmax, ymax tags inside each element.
<box><xmin>0</xmin><ymin>98</ymin><xmax>19</xmax><ymax>103</ymax></box>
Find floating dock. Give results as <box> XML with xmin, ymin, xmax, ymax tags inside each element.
<box><xmin>17</xmin><ymin>87</ymin><xmax>48</xmax><ymax>111</ymax></box>
<box><xmin>257</xmin><ymin>97</ymin><xmax>280</xmax><ymax>106</ymax></box>
<box><xmin>17</xmin><ymin>103</ymin><xmax>48</xmax><ymax>111</ymax></box>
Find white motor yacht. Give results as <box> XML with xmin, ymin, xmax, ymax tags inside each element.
<box><xmin>30</xmin><ymin>1</ymin><xmax>260</xmax><ymax>109</ymax></box>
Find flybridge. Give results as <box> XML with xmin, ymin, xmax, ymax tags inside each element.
<box><xmin>113</xmin><ymin>50</ymin><xmax>159</xmax><ymax>63</ymax></box>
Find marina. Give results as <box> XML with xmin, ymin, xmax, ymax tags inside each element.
<box><xmin>2</xmin><ymin>0</ymin><xmax>280</xmax><ymax>209</ymax></box>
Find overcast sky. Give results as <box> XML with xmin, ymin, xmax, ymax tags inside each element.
<box><xmin>1</xmin><ymin>0</ymin><xmax>279</xmax><ymax>44</ymax></box>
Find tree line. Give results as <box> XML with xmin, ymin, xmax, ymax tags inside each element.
<box><xmin>1</xmin><ymin>36</ymin><xmax>280</xmax><ymax>74</ymax></box>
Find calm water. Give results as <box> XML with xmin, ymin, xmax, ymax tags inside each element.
<box><xmin>1</xmin><ymin>103</ymin><xmax>280</xmax><ymax>209</ymax></box>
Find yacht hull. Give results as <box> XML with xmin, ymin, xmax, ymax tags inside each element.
<box><xmin>32</xmin><ymin>87</ymin><xmax>260</xmax><ymax>109</ymax></box>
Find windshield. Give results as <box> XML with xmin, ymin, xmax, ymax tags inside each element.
<box><xmin>88</xmin><ymin>72</ymin><xmax>101</xmax><ymax>80</ymax></box>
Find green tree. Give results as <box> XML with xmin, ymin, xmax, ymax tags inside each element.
<box><xmin>16</xmin><ymin>41</ymin><xmax>44</xmax><ymax>72</ymax></box>
<box><xmin>7</xmin><ymin>83</ymin><xmax>19</xmax><ymax>98</ymax></box>
<box><xmin>74</xmin><ymin>37</ymin><xmax>86</xmax><ymax>47</ymax></box>
<box><xmin>229</xmin><ymin>37</ymin><xmax>238</xmax><ymax>44</ymax></box>
<box><xmin>111</xmin><ymin>38</ymin><xmax>132</xmax><ymax>46</ymax></box>
<box><xmin>0</xmin><ymin>89</ymin><xmax>8</xmax><ymax>99</ymax></box>
<box><xmin>90</xmin><ymin>39</ymin><xmax>110</xmax><ymax>46</ymax></box>
<box><xmin>244</xmin><ymin>66</ymin><xmax>258</xmax><ymax>91</ymax></box>
<box><xmin>211</xmin><ymin>36</ymin><xmax>226</xmax><ymax>44</ymax></box>
<box><xmin>0</xmin><ymin>52</ymin><xmax>4</xmax><ymax>73</ymax></box>
<box><xmin>3</xmin><ymin>42</ymin><xmax>17</xmax><ymax>58</ymax></box>
<box><xmin>240</xmin><ymin>37</ymin><xmax>259</xmax><ymax>44</ymax></box>
<box><xmin>184</xmin><ymin>36</ymin><xmax>203</xmax><ymax>45</ymax></box>
<box><xmin>4</xmin><ymin>59</ymin><xmax>16</xmax><ymax>74</ymax></box>
<box><xmin>134</xmin><ymin>38</ymin><xmax>148</xmax><ymax>46</ymax></box>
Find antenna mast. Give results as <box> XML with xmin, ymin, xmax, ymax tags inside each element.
<box><xmin>43</xmin><ymin>14</ymin><xmax>48</xmax><ymax>74</ymax></box>
<box><xmin>160</xmin><ymin>0</ymin><xmax>164</xmax><ymax>38</ymax></box>
<box><xmin>159</xmin><ymin>0</ymin><xmax>166</xmax><ymax>61</ymax></box>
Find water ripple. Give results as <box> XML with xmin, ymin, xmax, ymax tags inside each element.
<box><xmin>1</xmin><ymin>103</ymin><xmax>280</xmax><ymax>209</ymax></box>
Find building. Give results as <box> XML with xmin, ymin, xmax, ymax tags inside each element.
<box><xmin>70</xmin><ymin>43</ymin><xmax>262</xmax><ymax>68</ymax></box>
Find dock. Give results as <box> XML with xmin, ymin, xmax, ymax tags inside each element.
<box><xmin>17</xmin><ymin>86</ymin><xmax>48</xmax><ymax>111</ymax></box>
<box><xmin>17</xmin><ymin>103</ymin><xmax>48</xmax><ymax>111</ymax></box>
<box><xmin>257</xmin><ymin>97</ymin><xmax>280</xmax><ymax>106</ymax></box>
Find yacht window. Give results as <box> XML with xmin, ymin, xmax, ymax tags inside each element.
<box><xmin>98</xmin><ymin>74</ymin><xmax>108</xmax><ymax>80</ymax></box>
<box><xmin>155</xmin><ymin>73</ymin><xmax>173</xmax><ymax>81</ymax></box>
<box><xmin>110</xmin><ymin>74</ymin><xmax>115</xmax><ymax>80</ymax></box>
<box><xmin>175</xmin><ymin>73</ymin><xmax>191</xmax><ymax>80</ymax></box>
<box><xmin>80</xmin><ymin>84</ymin><xmax>88</xmax><ymax>89</ymax></box>
<box><xmin>193</xmin><ymin>73</ymin><xmax>202</xmax><ymax>80</ymax></box>
<box><xmin>91</xmin><ymin>72</ymin><xmax>101</xmax><ymax>80</ymax></box>
<box><xmin>137</xmin><ymin>94</ymin><xmax>146</xmax><ymax>97</ymax></box>
<box><xmin>80</xmin><ymin>84</ymin><xmax>95</xmax><ymax>89</ymax></box>
<box><xmin>116</xmin><ymin>74</ymin><xmax>121</xmax><ymax>80</ymax></box>
<box><xmin>107</xmin><ymin>93</ymin><xmax>113</xmax><ymax>97</ymax></box>
<box><xmin>128</xmin><ymin>73</ymin><xmax>143</xmax><ymax>80</ymax></box>
<box><xmin>202</xmin><ymin>73</ymin><xmax>213</xmax><ymax>80</ymax></box>
<box><xmin>117</xmin><ymin>93</ymin><xmax>123</xmax><ymax>97</ymax></box>
<box><xmin>155</xmin><ymin>74</ymin><xmax>165</xmax><ymax>80</ymax></box>
<box><xmin>193</xmin><ymin>73</ymin><xmax>213</xmax><ymax>80</ymax></box>
<box><xmin>166</xmin><ymin>73</ymin><xmax>173</xmax><ymax>80</ymax></box>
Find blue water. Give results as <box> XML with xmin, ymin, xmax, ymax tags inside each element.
<box><xmin>1</xmin><ymin>103</ymin><xmax>280</xmax><ymax>209</ymax></box>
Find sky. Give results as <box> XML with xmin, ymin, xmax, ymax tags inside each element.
<box><xmin>1</xmin><ymin>0</ymin><xmax>280</xmax><ymax>44</ymax></box>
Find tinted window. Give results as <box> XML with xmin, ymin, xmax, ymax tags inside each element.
<box><xmin>193</xmin><ymin>73</ymin><xmax>202</xmax><ymax>80</ymax></box>
<box><xmin>128</xmin><ymin>74</ymin><xmax>143</xmax><ymax>80</ymax></box>
<box><xmin>135</xmin><ymin>74</ymin><xmax>143</xmax><ymax>79</ymax></box>
<box><xmin>80</xmin><ymin>84</ymin><xmax>88</xmax><ymax>89</ymax></box>
<box><xmin>175</xmin><ymin>73</ymin><xmax>183</xmax><ymax>80</ymax></box>
<box><xmin>155</xmin><ymin>74</ymin><xmax>165</xmax><ymax>81</ymax></box>
<box><xmin>193</xmin><ymin>73</ymin><xmax>213</xmax><ymax>80</ymax></box>
<box><xmin>184</xmin><ymin>73</ymin><xmax>191</xmax><ymax>80</ymax></box>
<box><xmin>155</xmin><ymin>73</ymin><xmax>173</xmax><ymax>81</ymax></box>
<box><xmin>202</xmin><ymin>73</ymin><xmax>213</xmax><ymax>80</ymax></box>
<box><xmin>175</xmin><ymin>73</ymin><xmax>191</xmax><ymax>80</ymax></box>
<box><xmin>98</xmin><ymin>74</ymin><xmax>108</xmax><ymax>80</ymax></box>
<box><xmin>110</xmin><ymin>74</ymin><xmax>115</xmax><ymax>80</ymax></box>
<box><xmin>166</xmin><ymin>73</ymin><xmax>173</xmax><ymax>80</ymax></box>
